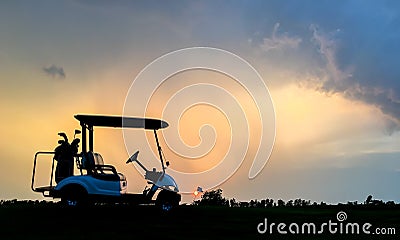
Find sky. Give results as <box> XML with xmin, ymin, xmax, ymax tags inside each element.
<box><xmin>1</xmin><ymin>0</ymin><xmax>400</xmax><ymax>204</ymax></box>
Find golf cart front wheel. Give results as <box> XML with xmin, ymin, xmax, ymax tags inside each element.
<box><xmin>156</xmin><ymin>189</ymin><xmax>180</xmax><ymax>211</ymax></box>
<box><xmin>60</xmin><ymin>184</ymin><xmax>89</xmax><ymax>207</ymax></box>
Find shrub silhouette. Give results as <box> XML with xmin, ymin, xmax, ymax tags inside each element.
<box><xmin>195</xmin><ymin>189</ymin><xmax>228</xmax><ymax>206</ymax></box>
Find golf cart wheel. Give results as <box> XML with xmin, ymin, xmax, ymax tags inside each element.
<box><xmin>60</xmin><ymin>184</ymin><xmax>89</xmax><ymax>207</ymax></box>
<box><xmin>156</xmin><ymin>189</ymin><xmax>180</xmax><ymax>211</ymax></box>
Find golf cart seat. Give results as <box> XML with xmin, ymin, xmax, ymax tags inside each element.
<box><xmin>82</xmin><ymin>152</ymin><xmax>123</xmax><ymax>181</ymax></box>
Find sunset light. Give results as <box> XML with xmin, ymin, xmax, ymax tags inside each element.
<box><xmin>0</xmin><ymin>1</ymin><xmax>399</xmax><ymax>205</ymax></box>
<box><xmin>1</xmin><ymin>2</ymin><xmax>400</xmax><ymax>239</ymax></box>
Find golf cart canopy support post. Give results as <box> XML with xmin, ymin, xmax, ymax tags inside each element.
<box><xmin>80</xmin><ymin>121</ymin><xmax>87</xmax><ymax>153</ymax></box>
<box><xmin>153</xmin><ymin>129</ymin><xmax>165</xmax><ymax>172</ymax></box>
<box><xmin>74</xmin><ymin>114</ymin><xmax>169</xmax><ymax>153</ymax></box>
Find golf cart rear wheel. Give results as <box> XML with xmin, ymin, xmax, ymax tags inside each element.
<box><xmin>60</xmin><ymin>184</ymin><xmax>89</xmax><ymax>207</ymax></box>
<box><xmin>156</xmin><ymin>189</ymin><xmax>180</xmax><ymax>211</ymax></box>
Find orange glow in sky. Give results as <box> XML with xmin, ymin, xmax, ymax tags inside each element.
<box><xmin>1</xmin><ymin>1</ymin><xmax>399</xmax><ymax>204</ymax></box>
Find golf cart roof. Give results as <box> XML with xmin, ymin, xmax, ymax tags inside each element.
<box><xmin>74</xmin><ymin>114</ymin><xmax>169</xmax><ymax>130</ymax></box>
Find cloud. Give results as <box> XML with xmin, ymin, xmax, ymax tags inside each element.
<box><xmin>260</xmin><ymin>23</ymin><xmax>302</xmax><ymax>52</ymax></box>
<box><xmin>243</xmin><ymin>2</ymin><xmax>400</xmax><ymax>132</ymax></box>
<box><xmin>42</xmin><ymin>64</ymin><xmax>66</xmax><ymax>79</ymax></box>
<box><xmin>309</xmin><ymin>24</ymin><xmax>350</xmax><ymax>84</ymax></box>
<box><xmin>300</xmin><ymin>25</ymin><xmax>400</xmax><ymax>132</ymax></box>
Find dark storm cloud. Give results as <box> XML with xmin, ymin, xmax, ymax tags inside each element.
<box><xmin>43</xmin><ymin>64</ymin><xmax>66</xmax><ymax>79</ymax></box>
<box><xmin>247</xmin><ymin>0</ymin><xmax>400</xmax><ymax>124</ymax></box>
<box><xmin>305</xmin><ymin>23</ymin><xmax>400</xmax><ymax>127</ymax></box>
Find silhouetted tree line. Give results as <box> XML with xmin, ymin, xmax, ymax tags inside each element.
<box><xmin>0</xmin><ymin>199</ymin><xmax>58</xmax><ymax>207</ymax></box>
<box><xmin>1</xmin><ymin>192</ymin><xmax>398</xmax><ymax>208</ymax></box>
<box><xmin>193</xmin><ymin>189</ymin><xmax>399</xmax><ymax>208</ymax></box>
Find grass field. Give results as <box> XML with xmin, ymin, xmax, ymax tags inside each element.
<box><xmin>0</xmin><ymin>202</ymin><xmax>398</xmax><ymax>240</ymax></box>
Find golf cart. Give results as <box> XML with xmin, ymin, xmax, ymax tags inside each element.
<box><xmin>31</xmin><ymin>114</ymin><xmax>181</xmax><ymax>210</ymax></box>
